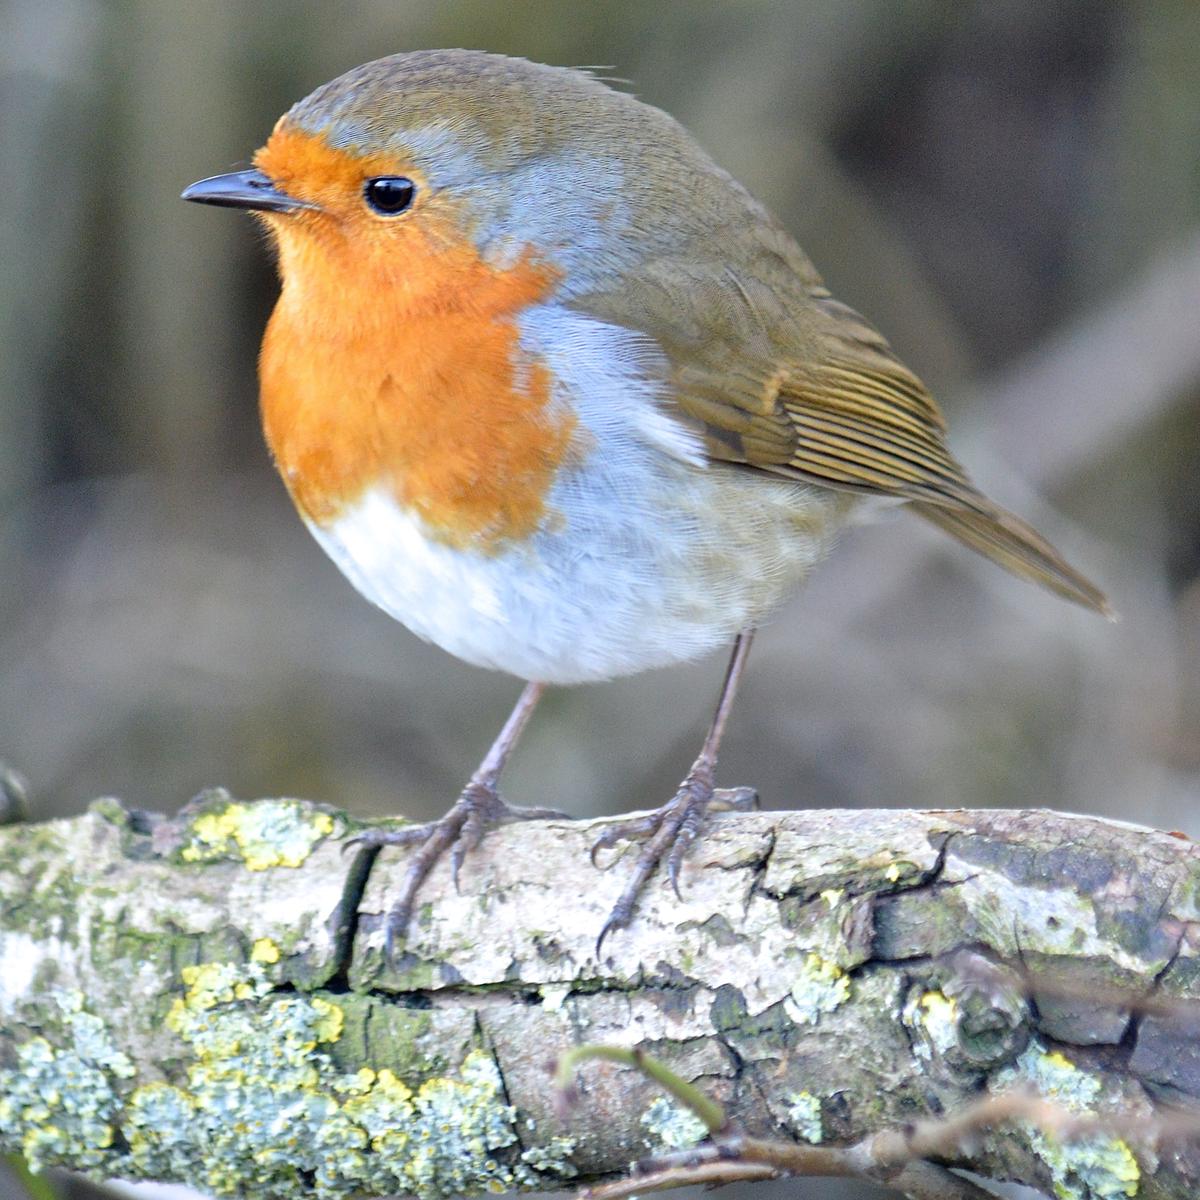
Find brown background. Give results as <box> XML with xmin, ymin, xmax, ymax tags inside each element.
<box><xmin>3</xmin><ymin>4</ymin><xmax>1199</xmax><ymax>1197</ymax></box>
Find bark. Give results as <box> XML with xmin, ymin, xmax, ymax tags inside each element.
<box><xmin>2</xmin><ymin>794</ymin><xmax>1200</xmax><ymax>1200</ymax></box>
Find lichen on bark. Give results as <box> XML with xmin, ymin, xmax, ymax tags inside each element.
<box><xmin>3</xmin><ymin>798</ymin><xmax>1200</xmax><ymax>1198</ymax></box>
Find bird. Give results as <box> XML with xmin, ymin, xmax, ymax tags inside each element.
<box><xmin>182</xmin><ymin>49</ymin><xmax>1110</xmax><ymax>952</ymax></box>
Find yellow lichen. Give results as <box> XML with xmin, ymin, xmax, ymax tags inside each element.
<box><xmin>252</xmin><ymin>938</ymin><xmax>281</xmax><ymax>964</ymax></box>
<box><xmin>901</xmin><ymin>988</ymin><xmax>960</xmax><ymax>1061</ymax></box>
<box><xmin>995</xmin><ymin>1043</ymin><xmax>1140</xmax><ymax>1199</ymax></box>
<box><xmin>0</xmin><ymin>993</ymin><xmax>135</xmax><ymax>1174</ymax></box>
<box><xmin>180</xmin><ymin>801</ymin><xmax>336</xmax><ymax>869</ymax></box>
<box><xmin>785</xmin><ymin>1091</ymin><xmax>823</xmax><ymax>1143</ymax></box>
<box><xmin>311</xmin><ymin>998</ymin><xmax>345</xmax><ymax>1045</ymax></box>
<box><xmin>3</xmin><ymin>959</ymin><xmax>577</xmax><ymax>1198</ymax></box>
<box><xmin>783</xmin><ymin>953</ymin><xmax>851</xmax><ymax>1025</ymax></box>
<box><xmin>129</xmin><ymin>959</ymin><xmax>572</xmax><ymax>1197</ymax></box>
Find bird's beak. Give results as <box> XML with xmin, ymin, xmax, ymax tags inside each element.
<box><xmin>181</xmin><ymin>169</ymin><xmax>316</xmax><ymax>213</ymax></box>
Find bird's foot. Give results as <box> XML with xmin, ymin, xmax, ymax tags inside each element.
<box><xmin>591</xmin><ymin>768</ymin><xmax>757</xmax><ymax>952</ymax></box>
<box><xmin>347</xmin><ymin>784</ymin><xmax>567</xmax><ymax>956</ymax></box>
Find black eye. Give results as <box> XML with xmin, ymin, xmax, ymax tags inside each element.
<box><xmin>364</xmin><ymin>176</ymin><xmax>416</xmax><ymax>215</ymax></box>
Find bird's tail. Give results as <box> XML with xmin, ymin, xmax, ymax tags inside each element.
<box><xmin>914</xmin><ymin>497</ymin><xmax>1114</xmax><ymax>619</ymax></box>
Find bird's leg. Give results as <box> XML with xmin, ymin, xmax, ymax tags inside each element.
<box><xmin>349</xmin><ymin>681</ymin><xmax>564</xmax><ymax>953</ymax></box>
<box><xmin>593</xmin><ymin>631</ymin><xmax>757</xmax><ymax>949</ymax></box>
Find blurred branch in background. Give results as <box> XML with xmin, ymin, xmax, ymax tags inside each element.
<box><xmin>0</xmin><ymin>0</ymin><xmax>1196</xmax><ymax>838</ymax></box>
<box><xmin>985</xmin><ymin>234</ymin><xmax>1200</xmax><ymax>484</ymax></box>
<box><xmin>2</xmin><ymin>4</ymin><xmax>1199</xmax><ymax>1200</ymax></box>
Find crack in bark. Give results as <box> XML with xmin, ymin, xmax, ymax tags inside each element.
<box><xmin>7</xmin><ymin>802</ymin><xmax>1200</xmax><ymax>1198</ymax></box>
<box><xmin>743</xmin><ymin>825</ymin><xmax>777</xmax><ymax>913</ymax></box>
<box><xmin>326</xmin><ymin>842</ymin><xmax>381</xmax><ymax>988</ymax></box>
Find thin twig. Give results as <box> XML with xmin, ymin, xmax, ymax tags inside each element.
<box><xmin>869</xmin><ymin>1088</ymin><xmax>1044</xmax><ymax>1167</ymax></box>
<box><xmin>556</xmin><ymin>1044</ymin><xmax>728</xmax><ymax>1134</ymax></box>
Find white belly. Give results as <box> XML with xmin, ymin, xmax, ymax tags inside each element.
<box><xmin>305</xmin><ymin>305</ymin><xmax>849</xmax><ymax>684</ymax></box>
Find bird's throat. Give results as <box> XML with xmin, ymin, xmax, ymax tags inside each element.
<box><xmin>259</xmin><ymin>223</ymin><xmax>576</xmax><ymax>553</ymax></box>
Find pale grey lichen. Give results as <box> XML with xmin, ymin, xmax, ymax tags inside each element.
<box><xmin>783</xmin><ymin>953</ymin><xmax>851</xmax><ymax>1025</ymax></box>
<box><xmin>785</xmin><ymin>1091</ymin><xmax>823</xmax><ymax>1143</ymax></box>
<box><xmin>641</xmin><ymin>1097</ymin><xmax>708</xmax><ymax>1150</ymax></box>
<box><xmin>994</xmin><ymin>1043</ymin><xmax>1140</xmax><ymax>1200</ymax></box>
<box><xmin>0</xmin><ymin>990</ymin><xmax>134</xmax><ymax>1173</ymax></box>
<box><xmin>539</xmin><ymin>983</ymin><xmax>571</xmax><ymax>1012</ymax></box>
<box><xmin>2</xmin><ymin>959</ymin><xmax>573</xmax><ymax>1198</ymax></box>
<box><xmin>902</xmin><ymin>988</ymin><xmax>959</xmax><ymax>1062</ymax></box>
<box><xmin>520</xmin><ymin>1135</ymin><xmax>578</xmax><ymax>1177</ymax></box>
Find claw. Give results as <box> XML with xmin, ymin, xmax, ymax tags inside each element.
<box><xmin>449</xmin><ymin>840</ymin><xmax>467</xmax><ymax>892</ymax></box>
<box><xmin>666</xmin><ymin>844</ymin><xmax>686</xmax><ymax>900</ymax></box>
<box><xmin>370</xmin><ymin>786</ymin><xmax>563</xmax><ymax>957</ymax></box>
<box><xmin>590</xmin><ymin>834</ymin><xmax>618</xmax><ymax>868</ymax></box>
<box><xmin>593</xmin><ymin>770</ymin><xmax>754</xmax><ymax>946</ymax></box>
<box><xmin>595</xmin><ymin>914</ymin><xmax>622</xmax><ymax>957</ymax></box>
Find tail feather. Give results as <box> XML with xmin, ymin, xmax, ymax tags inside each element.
<box><xmin>914</xmin><ymin>498</ymin><xmax>1114</xmax><ymax>619</ymax></box>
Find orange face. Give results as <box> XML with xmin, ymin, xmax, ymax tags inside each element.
<box><xmin>253</xmin><ymin>125</ymin><xmax>576</xmax><ymax>552</ymax></box>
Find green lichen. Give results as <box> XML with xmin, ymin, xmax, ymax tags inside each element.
<box><xmin>995</xmin><ymin>1044</ymin><xmax>1140</xmax><ymax>1200</ymax></box>
<box><xmin>178</xmin><ymin>799</ymin><xmax>336</xmax><ymax>869</ymax></box>
<box><xmin>0</xmin><ymin>991</ymin><xmax>134</xmax><ymax>1173</ymax></box>
<box><xmin>2</xmin><ymin>959</ymin><xmax>574</xmax><ymax>1198</ymax></box>
<box><xmin>783</xmin><ymin>953</ymin><xmax>851</xmax><ymax>1025</ymax></box>
<box><xmin>324</xmin><ymin>993</ymin><xmax>440</xmax><ymax>1076</ymax></box>
<box><xmin>0</xmin><ymin>826</ymin><xmax>86</xmax><ymax>942</ymax></box>
<box><xmin>128</xmin><ymin>959</ymin><xmax>552</xmax><ymax>1197</ymax></box>
<box><xmin>640</xmin><ymin>1096</ymin><xmax>708</xmax><ymax>1150</ymax></box>
<box><xmin>785</xmin><ymin>1091</ymin><xmax>823</xmax><ymax>1143</ymax></box>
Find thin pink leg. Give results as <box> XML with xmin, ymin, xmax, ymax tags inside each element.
<box><xmin>593</xmin><ymin>631</ymin><xmax>757</xmax><ymax>951</ymax></box>
<box><xmin>350</xmin><ymin>681</ymin><xmax>564</xmax><ymax>954</ymax></box>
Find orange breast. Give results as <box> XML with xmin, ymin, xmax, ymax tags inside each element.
<box><xmin>257</xmin><ymin>130</ymin><xmax>575</xmax><ymax>552</ymax></box>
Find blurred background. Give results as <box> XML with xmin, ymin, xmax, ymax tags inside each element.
<box><xmin>2</xmin><ymin>1</ymin><xmax>1199</xmax><ymax>1197</ymax></box>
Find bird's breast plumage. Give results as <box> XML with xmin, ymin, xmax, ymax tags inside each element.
<box><xmin>253</xmin><ymin>123</ymin><xmax>845</xmax><ymax>683</ymax></box>
<box><xmin>296</xmin><ymin>300</ymin><xmax>848</xmax><ymax>682</ymax></box>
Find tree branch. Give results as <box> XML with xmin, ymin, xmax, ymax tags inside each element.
<box><xmin>3</xmin><ymin>794</ymin><xmax>1200</xmax><ymax>1199</ymax></box>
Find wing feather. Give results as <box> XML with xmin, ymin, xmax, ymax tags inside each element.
<box><xmin>575</xmin><ymin>245</ymin><xmax>1110</xmax><ymax>615</ymax></box>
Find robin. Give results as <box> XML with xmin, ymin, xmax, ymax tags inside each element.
<box><xmin>183</xmin><ymin>50</ymin><xmax>1109</xmax><ymax>951</ymax></box>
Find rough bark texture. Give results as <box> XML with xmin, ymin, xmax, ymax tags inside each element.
<box><xmin>2</xmin><ymin>794</ymin><xmax>1200</xmax><ymax>1199</ymax></box>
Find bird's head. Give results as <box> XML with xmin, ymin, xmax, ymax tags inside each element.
<box><xmin>183</xmin><ymin>49</ymin><xmax>747</xmax><ymax>307</ymax></box>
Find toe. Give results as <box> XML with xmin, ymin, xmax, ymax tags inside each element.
<box><xmin>376</xmin><ymin>784</ymin><xmax>557</xmax><ymax>952</ymax></box>
<box><xmin>594</xmin><ymin>770</ymin><xmax>740</xmax><ymax>942</ymax></box>
<box><xmin>343</xmin><ymin>823</ymin><xmax>428</xmax><ymax>853</ymax></box>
